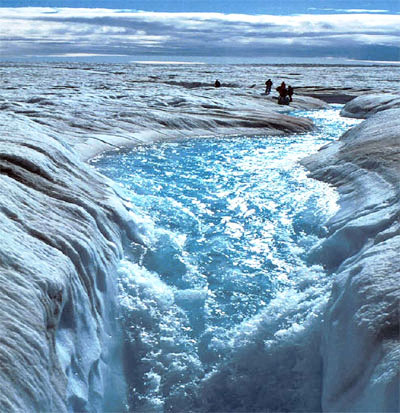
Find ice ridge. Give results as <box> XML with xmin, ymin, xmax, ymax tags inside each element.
<box><xmin>0</xmin><ymin>112</ymin><xmax>141</xmax><ymax>411</ymax></box>
<box><xmin>302</xmin><ymin>100</ymin><xmax>400</xmax><ymax>412</ymax></box>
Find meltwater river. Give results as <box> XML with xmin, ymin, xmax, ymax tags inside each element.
<box><xmin>91</xmin><ymin>106</ymin><xmax>360</xmax><ymax>411</ymax></box>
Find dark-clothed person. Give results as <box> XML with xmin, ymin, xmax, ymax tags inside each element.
<box><xmin>265</xmin><ymin>79</ymin><xmax>273</xmax><ymax>94</ymax></box>
<box><xmin>288</xmin><ymin>86</ymin><xmax>294</xmax><ymax>102</ymax></box>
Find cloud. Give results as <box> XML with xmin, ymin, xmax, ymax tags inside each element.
<box><xmin>308</xmin><ymin>8</ymin><xmax>389</xmax><ymax>13</ymax></box>
<box><xmin>344</xmin><ymin>9</ymin><xmax>389</xmax><ymax>13</ymax></box>
<box><xmin>0</xmin><ymin>7</ymin><xmax>399</xmax><ymax>61</ymax></box>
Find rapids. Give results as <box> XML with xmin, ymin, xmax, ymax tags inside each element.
<box><xmin>91</xmin><ymin>106</ymin><xmax>361</xmax><ymax>411</ymax></box>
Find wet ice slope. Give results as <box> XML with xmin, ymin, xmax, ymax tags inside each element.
<box><xmin>0</xmin><ymin>112</ymin><xmax>144</xmax><ymax>411</ymax></box>
<box><xmin>303</xmin><ymin>104</ymin><xmax>400</xmax><ymax>412</ymax></box>
<box><xmin>92</xmin><ymin>107</ymin><xmax>361</xmax><ymax>411</ymax></box>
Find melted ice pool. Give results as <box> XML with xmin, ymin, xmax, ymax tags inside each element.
<box><xmin>91</xmin><ymin>107</ymin><xmax>360</xmax><ymax>411</ymax></box>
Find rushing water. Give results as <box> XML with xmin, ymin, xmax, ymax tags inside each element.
<box><xmin>91</xmin><ymin>106</ymin><xmax>360</xmax><ymax>411</ymax></box>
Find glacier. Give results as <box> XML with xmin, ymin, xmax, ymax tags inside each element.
<box><xmin>0</xmin><ymin>62</ymin><xmax>399</xmax><ymax>412</ymax></box>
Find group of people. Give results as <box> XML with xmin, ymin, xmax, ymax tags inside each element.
<box><xmin>265</xmin><ymin>79</ymin><xmax>294</xmax><ymax>105</ymax></box>
<box><xmin>214</xmin><ymin>78</ymin><xmax>294</xmax><ymax>105</ymax></box>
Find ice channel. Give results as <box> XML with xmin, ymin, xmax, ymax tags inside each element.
<box><xmin>91</xmin><ymin>106</ymin><xmax>361</xmax><ymax>411</ymax></box>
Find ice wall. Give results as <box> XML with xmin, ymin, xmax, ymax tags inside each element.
<box><xmin>0</xmin><ymin>112</ymin><xmax>142</xmax><ymax>411</ymax></box>
<box><xmin>302</xmin><ymin>104</ymin><xmax>400</xmax><ymax>411</ymax></box>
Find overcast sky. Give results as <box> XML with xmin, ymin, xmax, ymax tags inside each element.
<box><xmin>1</xmin><ymin>1</ymin><xmax>399</xmax><ymax>62</ymax></box>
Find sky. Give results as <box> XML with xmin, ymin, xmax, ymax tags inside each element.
<box><xmin>0</xmin><ymin>0</ymin><xmax>399</xmax><ymax>63</ymax></box>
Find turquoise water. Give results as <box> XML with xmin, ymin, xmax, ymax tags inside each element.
<box><xmin>91</xmin><ymin>107</ymin><xmax>360</xmax><ymax>411</ymax></box>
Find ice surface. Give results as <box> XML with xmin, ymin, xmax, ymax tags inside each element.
<box><xmin>2</xmin><ymin>62</ymin><xmax>385</xmax><ymax>161</ymax></box>
<box><xmin>0</xmin><ymin>112</ymin><xmax>143</xmax><ymax>411</ymax></box>
<box><xmin>341</xmin><ymin>93</ymin><xmax>400</xmax><ymax>119</ymax></box>
<box><xmin>0</xmin><ymin>62</ymin><xmax>329</xmax><ymax>411</ymax></box>
<box><xmin>0</xmin><ymin>63</ymin><xmax>398</xmax><ymax>412</ymax></box>
<box><xmin>303</xmin><ymin>107</ymin><xmax>400</xmax><ymax>411</ymax></box>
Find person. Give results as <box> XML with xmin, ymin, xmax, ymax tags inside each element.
<box><xmin>276</xmin><ymin>81</ymin><xmax>290</xmax><ymax>105</ymax></box>
<box><xmin>288</xmin><ymin>85</ymin><xmax>294</xmax><ymax>102</ymax></box>
<box><xmin>265</xmin><ymin>79</ymin><xmax>273</xmax><ymax>94</ymax></box>
<box><xmin>214</xmin><ymin>79</ymin><xmax>221</xmax><ymax>88</ymax></box>
<box><xmin>276</xmin><ymin>81</ymin><xmax>286</xmax><ymax>95</ymax></box>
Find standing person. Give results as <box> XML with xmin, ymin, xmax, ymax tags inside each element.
<box><xmin>288</xmin><ymin>85</ymin><xmax>294</xmax><ymax>102</ymax></box>
<box><xmin>276</xmin><ymin>81</ymin><xmax>286</xmax><ymax>94</ymax></box>
<box><xmin>265</xmin><ymin>79</ymin><xmax>273</xmax><ymax>94</ymax></box>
